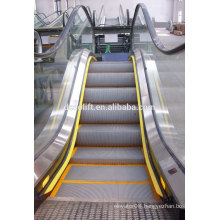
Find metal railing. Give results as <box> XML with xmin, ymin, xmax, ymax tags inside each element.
<box><xmin>131</xmin><ymin>3</ymin><xmax>185</xmax><ymax>54</ymax></box>
<box><xmin>34</xmin><ymin>5</ymin><xmax>95</xmax><ymax>58</ymax></box>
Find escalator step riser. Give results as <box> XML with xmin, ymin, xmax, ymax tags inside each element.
<box><xmin>83</xmin><ymin>88</ymin><xmax>137</xmax><ymax>104</ymax></box>
<box><xmin>80</xmin><ymin>105</ymin><xmax>139</xmax><ymax>123</ymax></box>
<box><xmin>86</xmin><ymin>73</ymin><xmax>135</xmax><ymax>87</ymax></box>
<box><xmin>70</xmin><ymin>147</ymin><xmax>145</xmax><ymax>164</ymax></box>
<box><xmin>64</xmin><ymin>165</ymin><xmax>149</xmax><ymax>182</ymax></box>
<box><xmin>55</xmin><ymin>183</ymin><xmax>156</xmax><ymax>202</ymax></box>
<box><xmin>89</xmin><ymin>62</ymin><xmax>133</xmax><ymax>73</ymax></box>
<box><xmin>76</xmin><ymin>125</ymin><xmax>142</xmax><ymax>147</ymax></box>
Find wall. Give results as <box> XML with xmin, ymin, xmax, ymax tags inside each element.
<box><xmin>35</xmin><ymin>0</ymin><xmax>177</xmax><ymax>22</ymax></box>
<box><xmin>35</xmin><ymin>0</ymin><xmax>185</xmax><ymax>22</ymax></box>
<box><xmin>173</xmin><ymin>0</ymin><xmax>185</xmax><ymax>22</ymax></box>
<box><xmin>35</xmin><ymin>0</ymin><xmax>55</xmax><ymax>15</ymax></box>
<box><xmin>75</xmin><ymin>0</ymin><xmax>174</xmax><ymax>21</ymax></box>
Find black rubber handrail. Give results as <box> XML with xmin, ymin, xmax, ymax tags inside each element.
<box><xmin>35</xmin><ymin>12</ymin><xmax>47</xmax><ymax>18</ymax></box>
<box><xmin>35</xmin><ymin>14</ymin><xmax>48</xmax><ymax>26</ymax></box>
<box><xmin>34</xmin><ymin>5</ymin><xmax>95</xmax><ymax>58</ymax></box>
<box><xmin>62</xmin><ymin>7</ymin><xmax>74</xmax><ymax>27</ymax></box>
<box><xmin>86</xmin><ymin>6</ymin><xmax>92</xmax><ymax>19</ymax></box>
<box><xmin>131</xmin><ymin>3</ymin><xmax>185</xmax><ymax>54</ymax></box>
<box><xmin>92</xmin><ymin>10</ymin><xmax>97</xmax><ymax>26</ymax></box>
<box><xmin>126</xmin><ymin>9</ymin><xmax>130</xmax><ymax>26</ymax></box>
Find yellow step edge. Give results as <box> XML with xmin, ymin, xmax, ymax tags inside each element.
<box><xmin>74</xmin><ymin>146</ymin><xmax>142</xmax><ymax>148</ymax></box>
<box><xmin>62</xmin><ymin>180</ymin><xmax>151</xmax><ymax>184</ymax></box>
<box><xmin>68</xmin><ymin>164</ymin><xmax>146</xmax><ymax>167</ymax></box>
<box><xmin>50</xmin><ymin>164</ymin><xmax>72</xmax><ymax>197</ymax></box>
<box><xmin>129</xmin><ymin>55</ymin><xmax>163</xmax><ymax>198</ymax></box>
<box><xmin>44</xmin><ymin>56</ymin><xmax>97</xmax><ymax>195</ymax></box>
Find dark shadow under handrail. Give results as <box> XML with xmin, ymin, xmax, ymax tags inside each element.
<box><xmin>131</xmin><ymin>3</ymin><xmax>185</xmax><ymax>54</ymax></box>
<box><xmin>34</xmin><ymin>5</ymin><xmax>95</xmax><ymax>58</ymax></box>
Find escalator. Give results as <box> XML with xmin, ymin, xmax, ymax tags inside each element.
<box><xmin>34</xmin><ymin>8</ymin><xmax>73</xmax><ymax>28</ymax></box>
<box><xmin>93</xmin><ymin>5</ymin><xmax>129</xmax><ymax>27</ymax></box>
<box><xmin>93</xmin><ymin>5</ymin><xmax>131</xmax><ymax>55</ymax></box>
<box><xmin>49</xmin><ymin>60</ymin><xmax>157</xmax><ymax>201</ymax></box>
<box><xmin>34</xmin><ymin>7</ymin><xmax>75</xmax><ymax>53</ymax></box>
<box><xmin>34</xmin><ymin>4</ymin><xmax>185</xmax><ymax>219</ymax></box>
<box><xmin>35</xmin><ymin>60</ymin><xmax>178</xmax><ymax>219</ymax></box>
<box><xmin>35</xmin><ymin>12</ymin><xmax>60</xmax><ymax>28</ymax></box>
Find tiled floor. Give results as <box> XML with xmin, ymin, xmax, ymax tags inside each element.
<box><xmin>156</xmin><ymin>28</ymin><xmax>185</xmax><ymax>49</ymax></box>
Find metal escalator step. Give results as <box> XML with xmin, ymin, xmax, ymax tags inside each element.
<box><xmin>83</xmin><ymin>88</ymin><xmax>137</xmax><ymax>104</ymax></box>
<box><xmin>88</xmin><ymin>61</ymin><xmax>133</xmax><ymax>73</ymax></box>
<box><xmin>80</xmin><ymin>104</ymin><xmax>139</xmax><ymax>124</ymax></box>
<box><xmin>55</xmin><ymin>183</ymin><xmax>156</xmax><ymax>202</ymax></box>
<box><xmin>35</xmin><ymin>199</ymin><xmax>178</xmax><ymax>220</ymax></box>
<box><xmin>86</xmin><ymin>72</ymin><xmax>135</xmax><ymax>87</ymax></box>
<box><xmin>70</xmin><ymin>147</ymin><xmax>145</xmax><ymax>164</ymax></box>
<box><xmin>76</xmin><ymin>124</ymin><xmax>142</xmax><ymax>147</ymax></box>
<box><xmin>64</xmin><ymin>165</ymin><xmax>149</xmax><ymax>182</ymax></box>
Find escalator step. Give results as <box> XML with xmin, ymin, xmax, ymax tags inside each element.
<box><xmin>70</xmin><ymin>147</ymin><xmax>145</xmax><ymax>164</ymax></box>
<box><xmin>89</xmin><ymin>61</ymin><xmax>133</xmax><ymax>73</ymax></box>
<box><xmin>54</xmin><ymin>164</ymin><xmax>156</xmax><ymax>202</ymax></box>
<box><xmin>83</xmin><ymin>88</ymin><xmax>137</xmax><ymax>104</ymax></box>
<box><xmin>64</xmin><ymin>165</ymin><xmax>149</xmax><ymax>182</ymax></box>
<box><xmin>55</xmin><ymin>183</ymin><xmax>156</xmax><ymax>202</ymax></box>
<box><xmin>76</xmin><ymin>124</ymin><xmax>142</xmax><ymax>147</ymax></box>
<box><xmin>80</xmin><ymin>104</ymin><xmax>139</xmax><ymax>124</ymax></box>
<box><xmin>86</xmin><ymin>72</ymin><xmax>135</xmax><ymax>87</ymax></box>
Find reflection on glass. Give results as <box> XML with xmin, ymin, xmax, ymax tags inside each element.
<box><xmin>132</xmin><ymin>7</ymin><xmax>185</xmax><ymax>166</ymax></box>
<box><xmin>34</xmin><ymin>7</ymin><xmax>93</xmax><ymax>156</ymax></box>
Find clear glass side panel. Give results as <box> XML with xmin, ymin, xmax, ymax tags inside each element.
<box><xmin>34</xmin><ymin>15</ymin><xmax>44</xmax><ymax>27</ymax></box>
<box><xmin>34</xmin><ymin>7</ymin><xmax>93</xmax><ymax>156</ymax></box>
<box><xmin>133</xmin><ymin>8</ymin><xmax>185</xmax><ymax>166</ymax></box>
<box><xmin>37</xmin><ymin>13</ymin><xmax>46</xmax><ymax>20</ymax></box>
<box><xmin>66</xmin><ymin>7</ymin><xmax>74</xmax><ymax>17</ymax></box>
<box><xmin>43</xmin><ymin>12</ymin><xmax>59</xmax><ymax>24</ymax></box>
<box><xmin>49</xmin><ymin>8</ymin><xmax>74</xmax><ymax>28</ymax></box>
<box><xmin>48</xmin><ymin>15</ymin><xmax>63</xmax><ymax>27</ymax></box>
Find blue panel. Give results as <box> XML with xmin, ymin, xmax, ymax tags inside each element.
<box><xmin>102</xmin><ymin>53</ymin><xmax>129</xmax><ymax>61</ymax></box>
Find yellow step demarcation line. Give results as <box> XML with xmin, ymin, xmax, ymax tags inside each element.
<box><xmin>49</xmin><ymin>57</ymin><xmax>162</xmax><ymax>199</ymax></box>
<box><xmin>78</xmin><ymin>122</ymin><xmax>140</xmax><ymax>125</ymax></box>
<box><xmin>68</xmin><ymin>164</ymin><xmax>146</xmax><ymax>167</ymax></box>
<box><xmin>62</xmin><ymin>180</ymin><xmax>151</xmax><ymax>184</ymax></box>
<box><xmin>74</xmin><ymin>146</ymin><xmax>142</xmax><ymax>148</ymax></box>
<box><xmin>144</xmin><ymin>162</ymin><xmax>160</xmax><ymax>199</ymax></box>
<box><xmin>140</xmin><ymin>147</ymin><xmax>160</xmax><ymax>199</ymax></box>
<box><xmin>43</xmin><ymin>56</ymin><xmax>97</xmax><ymax>195</ymax></box>
<box><xmin>130</xmin><ymin>56</ymin><xmax>163</xmax><ymax>198</ymax></box>
<box><xmin>71</xmin><ymin>146</ymin><xmax>78</xmax><ymax>158</ymax></box>
<box><xmin>50</xmin><ymin>163</ymin><xmax>151</xmax><ymax>197</ymax></box>
<box><xmin>36</xmin><ymin>135</ymin><xmax>71</xmax><ymax>192</ymax></box>
<box><xmin>50</xmin><ymin>147</ymin><xmax>150</xmax><ymax>197</ymax></box>
<box><xmin>50</xmin><ymin>164</ymin><xmax>72</xmax><ymax>197</ymax></box>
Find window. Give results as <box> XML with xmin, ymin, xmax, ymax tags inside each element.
<box><xmin>178</xmin><ymin>10</ymin><xmax>182</xmax><ymax>23</ymax></box>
